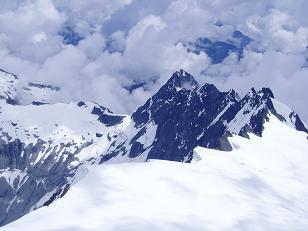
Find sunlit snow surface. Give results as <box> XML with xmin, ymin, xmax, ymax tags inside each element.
<box><xmin>3</xmin><ymin>115</ymin><xmax>308</xmax><ymax>231</ymax></box>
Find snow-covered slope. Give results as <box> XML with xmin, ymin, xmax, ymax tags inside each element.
<box><xmin>4</xmin><ymin>115</ymin><xmax>308</xmax><ymax>231</ymax></box>
<box><xmin>0</xmin><ymin>99</ymin><xmax>129</xmax><ymax>225</ymax></box>
<box><xmin>0</xmin><ymin>69</ymin><xmax>18</xmax><ymax>104</ymax></box>
<box><xmin>0</xmin><ymin>68</ymin><xmax>307</xmax><ymax>227</ymax></box>
<box><xmin>0</xmin><ymin>68</ymin><xmax>63</xmax><ymax>105</ymax></box>
<box><xmin>21</xmin><ymin>82</ymin><xmax>62</xmax><ymax>105</ymax></box>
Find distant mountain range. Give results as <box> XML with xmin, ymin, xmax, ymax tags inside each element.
<box><xmin>0</xmin><ymin>68</ymin><xmax>307</xmax><ymax>226</ymax></box>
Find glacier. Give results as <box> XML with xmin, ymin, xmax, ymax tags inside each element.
<box><xmin>3</xmin><ymin>115</ymin><xmax>308</xmax><ymax>231</ymax></box>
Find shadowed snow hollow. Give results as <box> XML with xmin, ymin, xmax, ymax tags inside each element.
<box><xmin>4</xmin><ymin>115</ymin><xmax>308</xmax><ymax>231</ymax></box>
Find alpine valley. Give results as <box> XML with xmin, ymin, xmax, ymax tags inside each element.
<box><xmin>0</xmin><ymin>68</ymin><xmax>308</xmax><ymax>230</ymax></box>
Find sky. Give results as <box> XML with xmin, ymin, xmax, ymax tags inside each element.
<box><xmin>0</xmin><ymin>0</ymin><xmax>307</xmax><ymax>122</ymax></box>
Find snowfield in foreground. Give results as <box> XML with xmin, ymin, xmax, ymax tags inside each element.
<box><xmin>3</xmin><ymin>115</ymin><xmax>308</xmax><ymax>231</ymax></box>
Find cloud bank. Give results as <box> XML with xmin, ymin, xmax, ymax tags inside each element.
<box><xmin>0</xmin><ymin>0</ymin><xmax>307</xmax><ymax>121</ymax></box>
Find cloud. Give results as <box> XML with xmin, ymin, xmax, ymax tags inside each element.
<box><xmin>101</xmin><ymin>0</ymin><xmax>172</xmax><ymax>36</ymax></box>
<box><xmin>0</xmin><ymin>0</ymin><xmax>65</xmax><ymax>62</ymax></box>
<box><xmin>53</xmin><ymin>0</ymin><xmax>132</xmax><ymax>35</ymax></box>
<box><xmin>0</xmin><ymin>0</ymin><xmax>307</xmax><ymax>122</ymax></box>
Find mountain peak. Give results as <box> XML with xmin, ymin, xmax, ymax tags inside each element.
<box><xmin>167</xmin><ymin>69</ymin><xmax>199</xmax><ymax>91</ymax></box>
<box><xmin>175</xmin><ymin>69</ymin><xmax>189</xmax><ymax>76</ymax></box>
<box><xmin>258</xmin><ymin>87</ymin><xmax>274</xmax><ymax>99</ymax></box>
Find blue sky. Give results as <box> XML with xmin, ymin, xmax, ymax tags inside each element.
<box><xmin>0</xmin><ymin>0</ymin><xmax>307</xmax><ymax>122</ymax></box>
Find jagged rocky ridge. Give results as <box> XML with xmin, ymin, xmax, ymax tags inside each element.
<box><xmin>0</xmin><ymin>68</ymin><xmax>307</xmax><ymax>226</ymax></box>
<box><xmin>103</xmin><ymin>69</ymin><xmax>307</xmax><ymax>163</ymax></box>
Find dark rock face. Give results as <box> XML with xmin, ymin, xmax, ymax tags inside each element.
<box><xmin>131</xmin><ymin>70</ymin><xmax>236</xmax><ymax>161</ymax></box>
<box><xmin>91</xmin><ymin>106</ymin><xmax>126</xmax><ymax>127</ymax></box>
<box><xmin>0</xmin><ymin>137</ymin><xmax>87</xmax><ymax>226</ymax></box>
<box><xmin>290</xmin><ymin>112</ymin><xmax>308</xmax><ymax>133</ymax></box>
